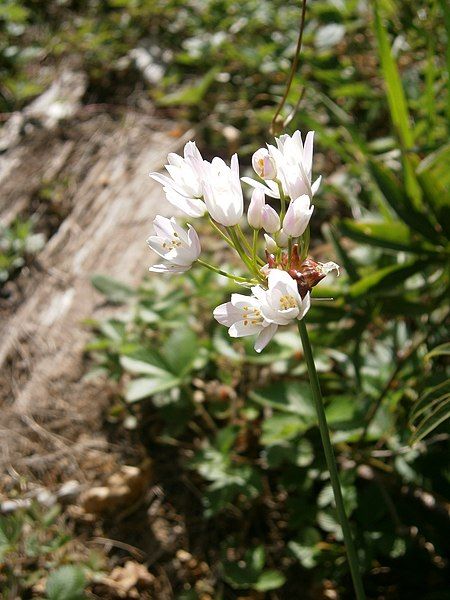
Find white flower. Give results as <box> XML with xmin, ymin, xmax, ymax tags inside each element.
<box><xmin>147</xmin><ymin>215</ymin><xmax>201</xmax><ymax>273</ymax></box>
<box><xmin>242</xmin><ymin>130</ymin><xmax>321</xmax><ymax>201</ymax></box>
<box><xmin>282</xmin><ymin>194</ymin><xmax>314</xmax><ymax>238</ymax></box>
<box><xmin>213</xmin><ymin>293</ymin><xmax>278</xmax><ymax>353</ymax></box>
<box><xmin>202</xmin><ymin>154</ymin><xmax>244</xmax><ymax>226</ymax></box>
<box><xmin>214</xmin><ymin>270</ymin><xmax>310</xmax><ymax>353</ymax></box>
<box><xmin>247</xmin><ymin>189</ymin><xmax>280</xmax><ymax>233</ymax></box>
<box><xmin>264</xmin><ymin>234</ymin><xmax>278</xmax><ymax>253</ymax></box>
<box><xmin>252</xmin><ymin>148</ymin><xmax>277</xmax><ymax>180</ymax></box>
<box><xmin>252</xmin><ymin>269</ymin><xmax>310</xmax><ymax>325</ymax></box>
<box><xmin>247</xmin><ymin>189</ymin><xmax>265</xmax><ymax>229</ymax></box>
<box><xmin>269</xmin><ymin>130</ymin><xmax>321</xmax><ymax>200</ymax></box>
<box><xmin>149</xmin><ymin>141</ymin><xmax>207</xmax><ymax>218</ymax></box>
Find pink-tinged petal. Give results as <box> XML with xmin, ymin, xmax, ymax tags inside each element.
<box><xmin>184</xmin><ymin>141</ymin><xmax>202</xmax><ymax>161</ymax></box>
<box><xmin>152</xmin><ymin>215</ymin><xmax>173</xmax><ymax>238</ymax></box>
<box><xmin>166</xmin><ymin>153</ymin><xmax>185</xmax><ymax>167</ymax></box>
<box><xmin>311</xmin><ymin>176</ymin><xmax>321</xmax><ymax>196</ymax></box>
<box><xmin>187</xmin><ymin>225</ymin><xmax>201</xmax><ymax>256</ymax></box>
<box><xmin>213</xmin><ymin>302</ymin><xmax>241</xmax><ymax>326</ymax></box>
<box><xmin>164</xmin><ymin>187</ymin><xmax>206</xmax><ymax>217</ymax></box>
<box><xmin>247</xmin><ymin>188</ymin><xmax>265</xmax><ymax>229</ymax></box>
<box><xmin>230</xmin><ymin>153</ymin><xmax>239</xmax><ymax>177</ymax></box>
<box><xmin>254</xmin><ymin>323</ymin><xmax>278</xmax><ymax>353</ymax></box>
<box><xmin>303</xmin><ymin>131</ymin><xmax>314</xmax><ymax>175</ymax></box>
<box><xmin>261</xmin><ymin>204</ymin><xmax>280</xmax><ymax>234</ymax></box>
<box><xmin>241</xmin><ymin>177</ymin><xmax>280</xmax><ymax>199</ymax></box>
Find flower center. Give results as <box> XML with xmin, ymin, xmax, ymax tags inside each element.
<box><xmin>162</xmin><ymin>232</ymin><xmax>182</xmax><ymax>250</ymax></box>
<box><xmin>242</xmin><ymin>305</ymin><xmax>263</xmax><ymax>326</ymax></box>
<box><xmin>279</xmin><ymin>294</ymin><xmax>297</xmax><ymax>310</ymax></box>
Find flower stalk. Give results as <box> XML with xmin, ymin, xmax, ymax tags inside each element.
<box><xmin>298</xmin><ymin>319</ymin><xmax>366</xmax><ymax>600</ymax></box>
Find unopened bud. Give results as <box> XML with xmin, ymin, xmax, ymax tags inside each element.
<box><xmin>252</xmin><ymin>148</ymin><xmax>277</xmax><ymax>180</ymax></box>
<box><xmin>261</xmin><ymin>205</ymin><xmax>280</xmax><ymax>234</ymax></box>
<box><xmin>264</xmin><ymin>234</ymin><xmax>277</xmax><ymax>253</ymax></box>
<box><xmin>247</xmin><ymin>189</ymin><xmax>265</xmax><ymax>229</ymax></box>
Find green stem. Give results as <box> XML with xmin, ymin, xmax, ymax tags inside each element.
<box><xmin>197</xmin><ymin>258</ymin><xmax>252</xmax><ymax>283</ymax></box>
<box><xmin>209</xmin><ymin>217</ymin><xmax>234</xmax><ymax>246</ymax></box>
<box><xmin>287</xmin><ymin>236</ymin><xmax>293</xmax><ymax>269</ymax></box>
<box><xmin>277</xmin><ymin>181</ymin><xmax>287</xmax><ymax>221</ymax></box>
<box><xmin>227</xmin><ymin>227</ymin><xmax>263</xmax><ymax>280</ymax></box>
<box><xmin>300</xmin><ymin>225</ymin><xmax>310</xmax><ymax>261</ymax></box>
<box><xmin>252</xmin><ymin>228</ymin><xmax>259</xmax><ymax>268</ymax></box>
<box><xmin>297</xmin><ymin>320</ymin><xmax>366</xmax><ymax>600</ymax></box>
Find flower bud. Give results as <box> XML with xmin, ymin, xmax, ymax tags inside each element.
<box><xmin>252</xmin><ymin>148</ymin><xmax>277</xmax><ymax>180</ymax></box>
<box><xmin>264</xmin><ymin>234</ymin><xmax>278</xmax><ymax>253</ymax></box>
<box><xmin>247</xmin><ymin>189</ymin><xmax>265</xmax><ymax>229</ymax></box>
<box><xmin>275</xmin><ymin>229</ymin><xmax>289</xmax><ymax>248</ymax></box>
<box><xmin>261</xmin><ymin>205</ymin><xmax>281</xmax><ymax>234</ymax></box>
<box><xmin>282</xmin><ymin>195</ymin><xmax>314</xmax><ymax>238</ymax></box>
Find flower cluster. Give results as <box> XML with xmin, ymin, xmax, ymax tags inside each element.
<box><xmin>148</xmin><ymin>131</ymin><xmax>339</xmax><ymax>352</ymax></box>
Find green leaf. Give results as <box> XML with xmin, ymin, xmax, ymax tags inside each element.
<box><xmin>373</xmin><ymin>3</ymin><xmax>421</xmax><ymax>205</ymax></box>
<box><xmin>162</xmin><ymin>328</ymin><xmax>199</xmax><ymax>375</ymax></box>
<box><xmin>416</xmin><ymin>144</ymin><xmax>450</xmax><ymax>239</ymax></box>
<box><xmin>91</xmin><ymin>275</ymin><xmax>135</xmax><ymax>304</ymax></box>
<box><xmin>368</xmin><ymin>160</ymin><xmax>437</xmax><ymax>242</ymax></box>
<box><xmin>158</xmin><ymin>67</ymin><xmax>219</xmax><ymax>106</ymax></box>
<box><xmin>254</xmin><ymin>570</ymin><xmax>286</xmax><ymax>592</ymax></box>
<box><xmin>410</xmin><ymin>396</ymin><xmax>450</xmax><ymax>444</ymax></box>
<box><xmin>249</xmin><ymin>382</ymin><xmax>315</xmax><ymax>420</ymax></box>
<box><xmin>348</xmin><ymin>259</ymin><xmax>430</xmax><ymax>298</ymax></box>
<box><xmin>409</xmin><ymin>380</ymin><xmax>450</xmax><ymax>424</ymax></box>
<box><xmin>120</xmin><ymin>356</ymin><xmax>172</xmax><ymax>377</ymax></box>
<box><xmin>339</xmin><ymin>219</ymin><xmax>434</xmax><ymax>254</ymax></box>
<box><xmin>373</xmin><ymin>4</ymin><xmax>412</xmax><ymax>149</ymax></box>
<box><xmin>46</xmin><ymin>565</ymin><xmax>86</xmax><ymax>600</ymax></box>
<box><xmin>125</xmin><ymin>375</ymin><xmax>180</xmax><ymax>402</ymax></box>
<box><xmin>425</xmin><ymin>342</ymin><xmax>450</xmax><ymax>361</ymax></box>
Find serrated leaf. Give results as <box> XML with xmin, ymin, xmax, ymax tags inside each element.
<box><xmin>45</xmin><ymin>565</ymin><xmax>86</xmax><ymax>600</ymax></box>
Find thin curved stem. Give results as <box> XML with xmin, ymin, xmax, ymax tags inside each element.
<box><xmin>209</xmin><ymin>217</ymin><xmax>234</xmax><ymax>246</ymax></box>
<box><xmin>271</xmin><ymin>0</ymin><xmax>308</xmax><ymax>134</ymax></box>
<box><xmin>298</xmin><ymin>320</ymin><xmax>366</xmax><ymax>600</ymax></box>
<box><xmin>196</xmin><ymin>258</ymin><xmax>252</xmax><ymax>283</ymax></box>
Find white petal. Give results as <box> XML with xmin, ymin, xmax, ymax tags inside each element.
<box><xmin>229</xmin><ymin>320</ymin><xmax>264</xmax><ymax>338</ymax></box>
<box><xmin>311</xmin><ymin>175</ymin><xmax>321</xmax><ymax>196</ymax></box>
<box><xmin>213</xmin><ymin>302</ymin><xmax>241</xmax><ymax>326</ymax></box>
<box><xmin>241</xmin><ymin>177</ymin><xmax>280</xmax><ymax>199</ymax></box>
<box><xmin>297</xmin><ymin>292</ymin><xmax>311</xmax><ymax>320</ymax></box>
<box><xmin>254</xmin><ymin>323</ymin><xmax>278</xmax><ymax>353</ymax></box>
<box><xmin>149</xmin><ymin>263</ymin><xmax>189</xmax><ymax>273</ymax></box>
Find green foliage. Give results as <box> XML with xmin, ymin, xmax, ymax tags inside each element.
<box><xmin>46</xmin><ymin>566</ymin><xmax>86</xmax><ymax>600</ymax></box>
<box><xmin>0</xmin><ymin>503</ymin><xmax>97</xmax><ymax>598</ymax></box>
<box><xmin>0</xmin><ymin>219</ymin><xmax>45</xmax><ymax>284</ymax></box>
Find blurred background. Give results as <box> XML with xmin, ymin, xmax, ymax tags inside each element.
<box><xmin>0</xmin><ymin>1</ymin><xmax>449</xmax><ymax>599</ymax></box>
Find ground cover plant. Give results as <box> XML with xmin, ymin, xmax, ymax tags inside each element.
<box><xmin>1</xmin><ymin>0</ymin><xmax>449</xmax><ymax>597</ymax></box>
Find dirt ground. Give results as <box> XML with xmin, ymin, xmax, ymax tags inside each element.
<box><xmin>0</xmin><ymin>63</ymin><xmax>195</xmax><ymax>549</ymax></box>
